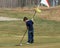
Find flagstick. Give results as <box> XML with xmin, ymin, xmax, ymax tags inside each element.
<box><xmin>32</xmin><ymin>11</ymin><xmax>36</xmax><ymax>21</ymax></box>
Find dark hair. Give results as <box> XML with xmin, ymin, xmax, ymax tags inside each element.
<box><xmin>23</xmin><ymin>17</ymin><xmax>28</xmax><ymax>21</ymax></box>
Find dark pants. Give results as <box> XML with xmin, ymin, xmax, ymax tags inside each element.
<box><xmin>28</xmin><ymin>30</ymin><xmax>34</xmax><ymax>43</ymax></box>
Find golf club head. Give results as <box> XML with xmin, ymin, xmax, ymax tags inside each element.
<box><xmin>20</xmin><ymin>44</ymin><xmax>22</xmax><ymax>46</ymax></box>
<box><xmin>16</xmin><ymin>43</ymin><xmax>22</xmax><ymax>46</ymax></box>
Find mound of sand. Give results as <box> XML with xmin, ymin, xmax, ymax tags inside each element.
<box><xmin>38</xmin><ymin>6</ymin><xmax>60</xmax><ymax>21</ymax></box>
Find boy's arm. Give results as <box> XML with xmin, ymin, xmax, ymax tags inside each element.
<box><xmin>26</xmin><ymin>22</ymin><xmax>29</xmax><ymax>30</ymax></box>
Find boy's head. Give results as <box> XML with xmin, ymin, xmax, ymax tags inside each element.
<box><xmin>23</xmin><ymin>17</ymin><xmax>28</xmax><ymax>22</ymax></box>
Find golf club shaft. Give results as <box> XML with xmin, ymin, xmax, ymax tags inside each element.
<box><xmin>20</xmin><ymin>30</ymin><xmax>27</xmax><ymax>44</ymax></box>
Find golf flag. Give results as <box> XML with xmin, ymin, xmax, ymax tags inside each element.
<box><xmin>40</xmin><ymin>0</ymin><xmax>50</xmax><ymax>7</ymax></box>
<box><xmin>34</xmin><ymin>7</ymin><xmax>41</xmax><ymax>13</ymax></box>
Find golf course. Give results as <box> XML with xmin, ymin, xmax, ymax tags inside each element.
<box><xmin>0</xmin><ymin>6</ymin><xmax>60</xmax><ymax>48</ymax></box>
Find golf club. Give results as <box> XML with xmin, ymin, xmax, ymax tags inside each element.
<box><xmin>16</xmin><ymin>30</ymin><xmax>27</xmax><ymax>46</ymax></box>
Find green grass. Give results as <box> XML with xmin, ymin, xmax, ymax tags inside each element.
<box><xmin>0</xmin><ymin>9</ymin><xmax>60</xmax><ymax>48</ymax></box>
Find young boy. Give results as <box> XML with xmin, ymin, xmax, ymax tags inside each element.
<box><xmin>23</xmin><ymin>17</ymin><xmax>34</xmax><ymax>44</ymax></box>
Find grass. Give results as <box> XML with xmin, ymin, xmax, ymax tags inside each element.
<box><xmin>0</xmin><ymin>9</ymin><xmax>60</xmax><ymax>48</ymax></box>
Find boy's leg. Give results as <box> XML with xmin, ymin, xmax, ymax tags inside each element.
<box><xmin>28</xmin><ymin>31</ymin><xmax>30</xmax><ymax>43</ymax></box>
<box><xmin>30</xmin><ymin>32</ymin><xmax>34</xmax><ymax>43</ymax></box>
<box><xmin>28</xmin><ymin>31</ymin><xmax>34</xmax><ymax>43</ymax></box>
